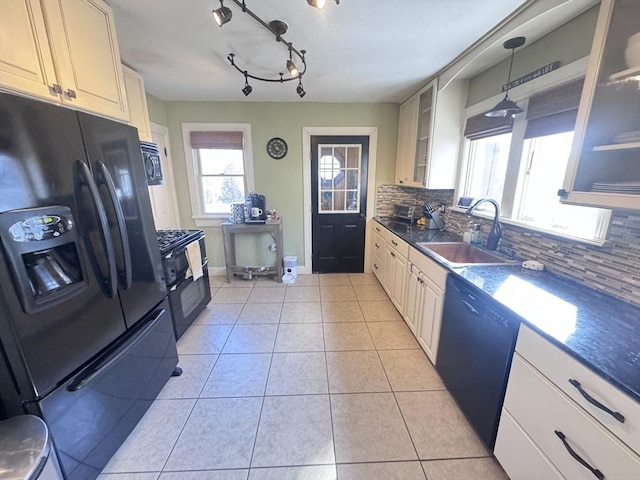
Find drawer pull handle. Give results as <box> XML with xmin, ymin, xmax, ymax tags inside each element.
<box><xmin>374</xmin><ymin>243</ymin><xmax>380</xmax><ymax>248</ymax></box>
<box><xmin>391</xmin><ymin>240</ymin><xmax>398</xmax><ymax>246</ymax></box>
<box><xmin>554</xmin><ymin>430</ymin><xmax>604</xmax><ymax>480</ymax></box>
<box><xmin>390</xmin><ymin>251</ymin><xmax>395</xmax><ymax>258</ymax></box>
<box><xmin>373</xmin><ymin>263</ymin><xmax>378</xmax><ymax>270</ymax></box>
<box><xmin>568</xmin><ymin>379</ymin><xmax>625</xmax><ymax>423</ymax></box>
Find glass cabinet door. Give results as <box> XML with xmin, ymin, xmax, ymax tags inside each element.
<box><xmin>413</xmin><ymin>81</ymin><xmax>436</xmax><ymax>186</ymax></box>
<box><xmin>569</xmin><ymin>0</ymin><xmax>640</xmax><ymax>202</ymax></box>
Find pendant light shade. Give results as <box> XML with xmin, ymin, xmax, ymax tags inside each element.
<box><xmin>485</xmin><ymin>37</ymin><xmax>526</xmax><ymax>118</ymax></box>
<box><xmin>484</xmin><ymin>97</ymin><xmax>523</xmax><ymax>117</ymax></box>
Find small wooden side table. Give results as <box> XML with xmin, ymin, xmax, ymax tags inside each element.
<box><xmin>221</xmin><ymin>220</ymin><xmax>284</xmax><ymax>283</ymax></box>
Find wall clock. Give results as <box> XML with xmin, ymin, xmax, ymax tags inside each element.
<box><xmin>266</xmin><ymin>137</ymin><xmax>288</xmax><ymax>159</ymax></box>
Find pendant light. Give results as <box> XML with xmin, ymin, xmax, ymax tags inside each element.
<box><xmin>485</xmin><ymin>37</ymin><xmax>526</xmax><ymax>118</ymax></box>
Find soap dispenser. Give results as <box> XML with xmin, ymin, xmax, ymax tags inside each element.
<box><xmin>463</xmin><ymin>221</ymin><xmax>474</xmax><ymax>244</ymax></box>
<box><xmin>470</xmin><ymin>224</ymin><xmax>483</xmax><ymax>246</ymax></box>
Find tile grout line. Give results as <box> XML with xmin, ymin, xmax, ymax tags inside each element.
<box><xmin>320</xmin><ymin>300</ymin><xmax>339</xmax><ymax>475</ymax></box>
<box><xmin>246</xmin><ymin>286</ymin><xmax>278</xmax><ymax>472</ymax></box>
<box><xmin>362</xmin><ymin>278</ymin><xmax>425</xmax><ymax>473</ymax></box>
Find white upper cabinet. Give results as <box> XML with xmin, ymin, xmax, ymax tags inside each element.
<box><xmin>0</xmin><ymin>0</ymin><xmax>58</xmax><ymax>100</ymax></box>
<box><xmin>122</xmin><ymin>64</ymin><xmax>152</xmax><ymax>142</ymax></box>
<box><xmin>0</xmin><ymin>0</ymin><xmax>129</xmax><ymax>121</ymax></box>
<box><xmin>561</xmin><ymin>0</ymin><xmax>640</xmax><ymax>210</ymax></box>
<box><xmin>395</xmin><ymin>78</ymin><xmax>466</xmax><ymax>189</ymax></box>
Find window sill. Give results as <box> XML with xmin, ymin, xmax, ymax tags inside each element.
<box><xmin>450</xmin><ymin>206</ymin><xmax>611</xmax><ymax>248</ymax></box>
<box><xmin>192</xmin><ymin>215</ymin><xmax>229</xmax><ymax>227</ymax></box>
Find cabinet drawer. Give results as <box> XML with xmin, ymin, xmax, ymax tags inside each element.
<box><xmin>382</xmin><ymin>230</ymin><xmax>409</xmax><ymax>258</ymax></box>
<box><xmin>408</xmin><ymin>247</ymin><xmax>447</xmax><ymax>289</ymax></box>
<box><xmin>371</xmin><ymin>251</ymin><xmax>384</xmax><ymax>283</ymax></box>
<box><xmin>504</xmin><ymin>354</ymin><xmax>640</xmax><ymax>480</ymax></box>
<box><xmin>517</xmin><ymin>325</ymin><xmax>640</xmax><ymax>452</ymax></box>
<box><xmin>371</xmin><ymin>230</ymin><xmax>386</xmax><ymax>261</ymax></box>
<box><xmin>495</xmin><ymin>409</ymin><xmax>565</xmax><ymax>480</ymax></box>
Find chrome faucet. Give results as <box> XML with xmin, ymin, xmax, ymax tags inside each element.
<box><xmin>465</xmin><ymin>199</ymin><xmax>502</xmax><ymax>251</ymax></box>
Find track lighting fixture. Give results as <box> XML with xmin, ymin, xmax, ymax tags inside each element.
<box><xmin>485</xmin><ymin>37</ymin><xmax>526</xmax><ymax>118</ymax></box>
<box><xmin>216</xmin><ymin>0</ymin><xmax>338</xmax><ymax>97</ymax></box>
<box><xmin>212</xmin><ymin>0</ymin><xmax>232</xmax><ymax>27</ymax></box>
<box><xmin>242</xmin><ymin>74</ymin><xmax>252</xmax><ymax>96</ymax></box>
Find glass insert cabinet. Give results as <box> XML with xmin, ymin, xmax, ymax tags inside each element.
<box><xmin>561</xmin><ymin>0</ymin><xmax>640</xmax><ymax>210</ymax></box>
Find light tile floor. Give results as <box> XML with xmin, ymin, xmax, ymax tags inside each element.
<box><xmin>100</xmin><ymin>274</ymin><xmax>509</xmax><ymax>480</ymax></box>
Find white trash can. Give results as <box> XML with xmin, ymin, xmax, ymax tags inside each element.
<box><xmin>283</xmin><ymin>256</ymin><xmax>297</xmax><ymax>278</ymax></box>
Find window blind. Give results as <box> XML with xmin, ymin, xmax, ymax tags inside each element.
<box><xmin>464</xmin><ymin>113</ymin><xmax>514</xmax><ymax>140</ymax></box>
<box><xmin>189</xmin><ymin>131</ymin><xmax>243</xmax><ymax>150</ymax></box>
<box><xmin>524</xmin><ymin>77</ymin><xmax>584</xmax><ymax>139</ymax></box>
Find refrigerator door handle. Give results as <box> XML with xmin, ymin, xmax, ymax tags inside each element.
<box><xmin>96</xmin><ymin>161</ymin><xmax>132</xmax><ymax>290</ymax></box>
<box><xmin>75</xmin><ymin>159</ymin><xmax>118</xmax><ymax>298</ymax></box>
<box><xmin>66</xmin><ymin>308</ymin><xmax>166</xmax><ymax>392</ymax></box>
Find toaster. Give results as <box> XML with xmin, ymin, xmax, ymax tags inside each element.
<box><xmin>393</xmin><ymin>204</ymin><xmax>422</xmax><ymax>223</ymax></box>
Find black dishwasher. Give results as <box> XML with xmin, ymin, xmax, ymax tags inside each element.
<box><xmin>436</xmin><ymin>275</ymin><xmax>520</xmax><ymax>450</ymax></box>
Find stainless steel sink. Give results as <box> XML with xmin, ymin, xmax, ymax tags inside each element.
<box><xmin>416</xmin><ymin>242</ymin><xmax>515</xmax><ymax>267</ymax></box>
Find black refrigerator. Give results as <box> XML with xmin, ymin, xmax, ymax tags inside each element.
<box><xmin>0</xmin><ymin>92</ymin><xmax>178</xmax><ymax>479</ymax></box>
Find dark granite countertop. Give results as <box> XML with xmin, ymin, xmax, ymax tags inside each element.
<box><xmin>375</xmin><ymin>217</ymin><xmax>640</xmax><ymax>402</ymax></box>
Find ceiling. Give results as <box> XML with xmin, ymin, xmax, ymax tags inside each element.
<box><xmin>107</xmin><ymin>0</ymin><xmax>577</xmax><ymax>103</ymax></box>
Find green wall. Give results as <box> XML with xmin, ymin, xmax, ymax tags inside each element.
<box><xmin>146</xmin><ymin>93</ymin><xmax>168</xmax><ymax>126</ymax></box>
<box><xmin>152</xmin><ymin>101</ymin><xmax>398</xmax><ymax>270</ymax></box>
<box><xmin>466</xmin><ymin>6</ymin><xmax>599</xmax><ymax>106</ymax></box>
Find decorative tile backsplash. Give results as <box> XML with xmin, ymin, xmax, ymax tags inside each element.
<box><xmin>376</xmin><ymin>185</ymin><xmax>640</xmax><ymax>307</ymax></box>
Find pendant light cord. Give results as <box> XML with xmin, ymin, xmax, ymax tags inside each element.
<box><xmin>505</xmin><ymin>48</ymin><xmax>515</xmax><ymax>97</ymax></box>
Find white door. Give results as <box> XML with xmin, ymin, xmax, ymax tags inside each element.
<box><xmin>148</xmin><ymin>123</ymin><xmax>180</xmax><ymax>229</ymax></box>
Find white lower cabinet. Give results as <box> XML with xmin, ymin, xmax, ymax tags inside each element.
<box><xmin>386</xmin><ymin>246</ymin><xmax>407</xmax><ymax>313</ymax></box>
<box><xmin>416</xmin><ymin>275</ymin><xmax>443</xmax><ymax>362</ymax></box>
<box><xmin>404</xmin><ymin>266</ymin><xmax>421</xmax><ymax>335</ymax></box>
<box><xmin>494</xmin><ymin>409</ymin><xmax>565</xmax><ymax>480</ymax></box>
<box><xmin>495</xmin><ymin>325</ymin><xmax>640</xmax><ymax>480</ymax></box>
<box><xmin>403</xmin><ymin>247</ymin><xmax>447</xmax><ymax>363</ymax></box>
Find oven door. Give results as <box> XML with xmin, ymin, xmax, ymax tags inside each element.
<box><xmin>167</xmin><ymin>264</ymin><xmax>211</xmax><ymax>339</ymax></box>
<box><xmin>164</xmin><ymin>236</ymin><xmax>206</xmax><ymax>286</ymax></box>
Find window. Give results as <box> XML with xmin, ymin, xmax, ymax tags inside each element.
<box><xmin>318</xmin><ymin>145</ymin><xmax>362</xmax><ymax>213</ymax></box>
<box><xmin>514</xmin><ymin>131</ymin><xmax>608</xmax><ymax>239</ymax></box>
<box><xmin>458</xmin><ymin>76</ymin><xmax>611</xmax><ymax>244</ymax></box>
<box><xmin>182</xmin><ymin>124</ymin><xmax>254</xmax><ymax>226</ymax></box>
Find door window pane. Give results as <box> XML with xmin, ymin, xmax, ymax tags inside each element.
<box><xmin>318</xmin><ymin>144</ymin><xmax>362</xmax><ymax>213</ymax></box>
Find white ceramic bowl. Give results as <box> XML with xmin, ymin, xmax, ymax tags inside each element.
<box><xmin>627</xmin><ymin>31</ymin><xmax>640</xmax><ymax>48</ymax></box>
<box><xmin>625</xmin><ymin>42</ymin><xmax>640</xmax><ymax>69</ymax></box>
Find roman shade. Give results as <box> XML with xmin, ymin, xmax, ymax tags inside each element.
<box><xmin>524</xmin><ymin>77</ymin><xmax>584</xmax><ymax>139</ymax></box>
<box><xmin>464</xmin><ymin>113</ymin><xmax>514</xmax><ymax>140</ymax></box>
<box><xmin>189</xmin><ymin>131</ymin><xmax>243</xmax><ymax>150</ymax></box>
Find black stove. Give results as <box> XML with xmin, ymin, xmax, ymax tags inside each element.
<box><xmin>155</xmin><ymin>228</ymin><xmax>210</xmax><ymax>340</ymax></box>
<box><xmin>156</xmin><ymin>229</ymin><xmax>202</xmax><ymax>254</ymax></box>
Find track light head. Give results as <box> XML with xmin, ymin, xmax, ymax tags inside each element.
<box><xmin>286</xmin><ymin>59</ymin><xmax>298</xmax><ymax>76</ymax></box>
<box><xmin>307</xmin><ymin>0</ymin><xmax>326</xmax><ymax>9</ymax></box>
<box><xmin>213</xmin><ymin>1</ymin><xmax>232</xmax><ymax>27</ymax></box>
<box><xmin>296</xmin><ymin>81</ymin><xmax>306</xmax><ymax>98</ymax></box>
<box><xmin>242</xmin><ymin>75</ymin><xmax>252</xmax><ymax>96</ymax></box>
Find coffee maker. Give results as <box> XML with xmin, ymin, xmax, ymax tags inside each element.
<box><xmin>245</xmin><ymin>192</ymin><xmax>267</xmax><ymax>222</ymax></box>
